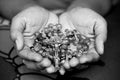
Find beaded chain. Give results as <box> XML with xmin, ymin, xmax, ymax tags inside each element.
<box><xmin>30</xmin><ymin>23</ymin><xmax>91</xmax><ymax>71</ymax></box>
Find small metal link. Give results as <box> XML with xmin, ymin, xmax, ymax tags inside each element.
<box><xmin>30</xmin><ymin>23</ymin><xmax>91</xmax><ymax>71</ymax></box>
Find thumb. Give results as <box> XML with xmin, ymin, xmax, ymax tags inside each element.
<box><xmin>95</xmin><ymin>18</ymin><xmax>107</xmax><ymax>55</ymax></box>
<box><xmin>15</xmin><ymin>33</ymin><xmax>24</xmax><ymax>51</ymax></box>
<box><xmin>10</xmin><ymin>18</ymin><xmax>25</xmax><ymax>51</ymax></box>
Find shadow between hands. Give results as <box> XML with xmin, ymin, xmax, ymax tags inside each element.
<box><xmin>55</xmin><ymin>60</ymin><xmax>105</xmax><ymax>80</ymax></box>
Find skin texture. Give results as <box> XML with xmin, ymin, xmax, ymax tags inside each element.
<box><xmin>0</xmin><ymin>0</ymin><xmax>113</xmax><ymax>75</ymax></box>
<box><xmin>10</xmin><ymin>6</ymin><xmax>107</xmax><ymax>75</ymax></box>
<box><xmin>10</xmin><ymin>6</ymin><xmax>59</xmax><ymax>73</ymax></box>
<box><xmin>59</xmin><ymin>8</ymin><xmax>107</xmax><ymax>72</ymax></box>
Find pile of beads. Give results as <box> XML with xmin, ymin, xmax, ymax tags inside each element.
<box><xmin>30</xmin><ymin>24</ymin><xmax>91</xmax><ymax>70</ymax></box>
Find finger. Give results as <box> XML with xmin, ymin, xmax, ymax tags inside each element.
<box><xmin>38</xmin><ymin>58</ymin><xmax>51</xmax><ymax>68</ymax></box>
<box><xmin>15</xmin><ymin>33</ymin><xmax>24</xmax><ymax>51</ymax></box>
<box><xmin>59</xmin><ymin>12</ymin><xmax>75</xmax><ymax>32</ymax></box>
<box><xmin>41</xmin><ymin>12</ymin><xmax>58</xmax><ymax>30</ymax></box>
<box><xmin>95</xmin><ymin>18</ymin><xmax>107</xmax><ymax>55</ymax></box>
<box><xmin>69</xmin><ymin>57</ymin><xmax>79</xmax><ymax>67</ymax></box>
<box><xmin>63</xmin><ymin>60</ymin><xmax>70</xmax><ymax>69</ymax></box>
<box><xmin>10</xmin><ymin>18</ymin><xmax>25</xmax><ymax>51</ymax></box>
<box><xmin>23</xmin><ymin>60</ymin><xmax>38</xmax><ymax>70</ymax></box>
<box><xmin>19</xmin><ymin>47</ymin><xmax>42</xmax><ymax>62</ymax></box>
<box><xmin>95</xmin><ymin>35</ymin><xmax>104</xmax><ymax>55</ymax></box>
<box><xmin>79</xmin><ymin>48</ymin><xmax>99</xmax><ymax>64</ymax></box>
<box><xmin>46</xmin><ymin>65</ymin><xmax>56</xmax><ymax>74</ymax></box>
<box><xmin>59</xmin><ymin>67</ymin><xmax>65</xmax><ymax>75</ymax></box>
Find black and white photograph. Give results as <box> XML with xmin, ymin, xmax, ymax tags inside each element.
<box><xmin>0</xmin><ymin>0</ymin><xmax>120</xmax><ymax>80</ymax></box>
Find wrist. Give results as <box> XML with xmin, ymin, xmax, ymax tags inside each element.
<box><xmin>0</xmin><ymin>0</ymin><xmax>40</xmax><ymax>20</ymax></box>
<box><xmin>67</xmin><ymin>7</ymin><xmax>105</xmax><ymax>19</ymax></box>
<box><xmin>65</xmin><ymin>7</ymin><xmax>104</xmax><ymax>24</ymax></box>
<box><xmin>67</xmin><ymin>7</ymin><xmax>96</xmax><ymax>14</ymax></box>
<box><xmin>13</xmin><ymin>3</ymin><xmax>41</xmax><ymax>19</ymax></box>
<box><xmin>12</xmin><ymin>5</ymin><xmax>49</xmax><ymax>29</ymax></box>
<box><xmin>19</xmin><ymin>5</ymin><xmax>48</xmax><ymax>14</ymax></box>
<box><xmin>68</xmin><ymin>5</ymin><xmax>103</xmax><ymax>16</ymax></box>
<box><xmin>67</xmin><ymin>0</ymin><xmax>111</xmax><ymax>16</ymax></box>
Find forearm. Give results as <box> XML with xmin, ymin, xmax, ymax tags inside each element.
<box><xmin>0</xmin><ymin>0</ymin><xmax>38</xmax><ymax>19</ymax></box>
<box><xmin>68</xmin><ymin>0</ymin><xmax>112</xmax><ymax>15</ymax></box>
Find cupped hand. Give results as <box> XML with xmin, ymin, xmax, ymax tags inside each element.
<box><xmin>10</xmin><ymin>6</ymin><xmax>58</xmax><ymax>73</ymax></box>
<box><xmin>59</xmin><ymin>7</ymin><xmax>107</xmax><ymax>70</ymax></box>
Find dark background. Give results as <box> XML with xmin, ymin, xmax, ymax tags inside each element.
<box><xmin>0</xmin><ymin>3</ymin><xmax>120</xmax><ymax>80</ymax></box>
<box><xmin>73</xmin><ymin>3</ymin><xmax>120</xmax><ymax>80</ymax></box>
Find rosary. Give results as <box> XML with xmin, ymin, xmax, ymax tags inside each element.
<box><xmin>30</xmin><ymin>23</ymin><xmax>91</xmax><ymax>71</ymax></box>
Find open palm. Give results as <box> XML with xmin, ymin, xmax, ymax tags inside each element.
<box><xmin>59</xmin><ymin>7</ymin><xmax>107</xmax><ymax>69</ymax></box>
<box><xmin>10</xmin><ymin>6</ymin><xmax>58</xmax><ymax>73</ymax></box>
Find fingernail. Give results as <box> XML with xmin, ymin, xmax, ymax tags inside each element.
<box><xmin>79</xmin><ymin>56</ymin><xmax>88</xmax><ymax>64</ymax></box>
<box><xmin>69</xmin><ymin>57</ymin><xmax>79</xmax><ymax>67</ymax></box>
<box><xmin>22</xmin><ymin>60</ymin><xmax>25</xmax><ymax>63</ymax></box>
<box><xmin>35</xmin><ymin>57</ymin><xmax>42</xmax><ymax>62</ymax></box>
<box><xmin>35</xmin><ymin>55</ymin><xmax>42</xmax><ymax>62</ymax></box>
<box><xmin>63</xmin><ymin>61</ymin><xmax>70</xmax><ymax>69</ymax></box>
<box><xmin>100</xmin><ymin>43</ymin><xmax>104</xmax><ymax>54</ymax></box>
<box><xmin>98</xmin><ymin>41</ymin><xmax>104</xmax><ymax>55</ymax></box>
<box><xmin>15</xmin><ymin>40</ymin><xmax>20</xmax><ymax>50</ymax></box>
<box><xmin>46</xmin><ymin>65</ymin><xmax>55</xmax><ymax>73</ymax></box>
<box><xmin>59</xmin><ymin>67</ymin><xmax>65</xmax><ymax>75</ymax></box>
<box><xmin>41</xmin><ymin>58</ymin><xmax>51</xmax><ymax>67</ymax></box>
